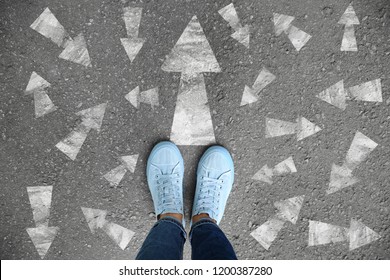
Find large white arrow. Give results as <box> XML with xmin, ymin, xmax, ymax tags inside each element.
<box><xmin>308</xmin><ymin>219</ymin><xmax>381</xmax><ymax>250</ymax></box>
<box><xmin>250</xmin><ymin>196</ymin><xmax>305</xmax><ymax>250</ymax></box>
<box><xmin>55</xmin><ymin>103</ymin><xmax>107</xmax><ymax>160</ymax></box>
<box><xmin>26</xmin><ymin>186</ymin><xmax>59</xmax><ymax>259</ymax></box>
<box><xmin>30</xmin><ymin>7</ymin><xmax>92</xmax><ymax>67</ymax></box>
<box><xmin>338</xmin><ymin>4</ymin><xmax>360</xmax><ymax>52</ymax></box>
<box><xmin>81</xmin><ymin>207</ymin><xmax>135</xmax><ymax>250</ymax></box>
<box><xmin>162</xmin><ymin>16</ymin><xmax>221</xmax><ymax>145</ymax></box>
<box><xmin>327</xmin><ymin>131</ymin><xmax>377</xmax><ymax>194</ymax></box>
<box><xmin>120</xmin><ymin>7</ymin><xmax>145</xmax><ymax>63</ymax></box>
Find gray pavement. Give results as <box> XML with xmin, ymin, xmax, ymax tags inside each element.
<box><xmin>0</xmin><ymin>0</ymin><xmax>389</xmax><ymax>260</ymax></box>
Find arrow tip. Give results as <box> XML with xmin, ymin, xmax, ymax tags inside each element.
<box><xmin>76</xmin><ymin>102</ymin><xmax>107</xmax><ymax>131</ymax></box>
<box><xmin>274</xmin><ymin>195</ymin><xmax>305</xmax><ymax>224</ymax></box>
<box><xmin>349</xmin><ymin>219</ymin><xmax>380</xmax><ymax>250</ymax></box>
<box><xmin>338</xmin><ymin>4</ymin><xmax>360</xmax><ymax>25</ymax></box>
<box><xmin>81</xmin><ymin>207</ymin><xmax>107</xmax><ymax>233</ymax></box>
<box><xmin>27</xmin><ymin>226</ymin><xmax>59</xmax><ymax>259</ymax></box>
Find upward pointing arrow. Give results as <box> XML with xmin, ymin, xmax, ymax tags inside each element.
<box><xmin>55</xmin><ymin>103</ymin><xmax>107</xmax><ymax>160</ymax></box>
<box><xmin>338</xmin><ymin>4</ymin><xmax>360</xmax><ymax>51</ymax></box>
<box><xmin>162</xmin><ymin>16</ymin><xmax>221</xmax><ymax>145</ymax></box>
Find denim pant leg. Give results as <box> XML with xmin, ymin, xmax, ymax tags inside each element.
<box><xmin>189</xmin><ymin>218</ymin><xmax>238</xmax><ymax>260</ymax></box>
<box><xmin>136</xmin><ymin>217</ymin><xmax>187</xmax><ymax>260</ymax></box>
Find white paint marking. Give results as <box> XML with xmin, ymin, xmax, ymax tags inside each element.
<box><xmin>163</xmin><ymin>15</ymin><xmax>220</xmax><ymax>145</ymax></box>
<box><xmin>252</xmin><ymin>156</ymin><xmax>297</xmax><ymax>185</ymax></box>
<box><xmin>316</xmin><ymin>80</ymin><xmax>347</xmax><ymax>110</ymax></box>
<box><xmin>349</xmin><ymin>219</ymin><xmax>381</xmax><ymax>251</ymax></box>
<box><xmin>346</xmin><ymin>79</ymin><xmax>382</xmax><ymax>102</ymax></box>
<box><xmin>58</xmin><ymin>33</ymin><xmax>92</xmax><ymax>67</ymax></box>
<box><xmin>240</xmin><ymin>86</ymin><xmax>258</xmax><ymax>106</ymax></box>
<box><xmin>81</xmin><ymin>207</ymin><xmax>135</xmax><ymax>250</ymax></box>
<box><xmin>103</xmin><ymin>164</ymin><xmax>127</xmax><ymax>187</ymax></box>
<box><xmin>170</xmin><ymin>73</ymin><xmax>215</xmax><ymax>145</ymax></box>
<box><xmin>251</xmin><ymin>196</ymin><xmax>304</xmax><ymax>250</ymax></box>
<box><xmin>123</xmin><ymin>7</ymin><xmax>142</xmax><ymax>37</ymax></box>
<box><xmin>338</xmin><ymin>4</ymin><xmax>360</xmax><ymax>52</ymax></box>
<box><xmin>102</xmin><ymin>222</ymin><xmax>135</xmax><ymax>250</ymax></box>
<box><xmin>161</xmin><ymin>16</ymin><xmax>221</xmax><ymax>73</ymax></box>
<box><xmin>273</xmin><ymin>13</ymin><xmax>311</xmax><ymax>51</ymax></box>
<box><xmin>26</xmin><ymin>226</ymin><xmax>59</xmax><ymax>259</ymax></box>
<box><xmin>265</xmin><ymin>117</ymin><xmax>297</xmax><ymax>138</ymax></box>
<box><xmin>56</xmin><ymin>103</ymin><xmax>107</xmax><ymax>160</ymax></box>
<box><xmin>285</xmin><ymin>25</ymin><xmax>312</xmax><ymax>52</ymax></box>
<box><xmin>30</xmin><ymin>7</ymin><xmax>72</xmax><ymax>48</ymax></box>
<box><xmin>27</xmin><ymin>186</ymin><xmax>53</xmax><ymax>227</ymax></box>
<box><xmin>120</xmin><ymin>154</ymin><xmax>139</xmax><ymax>173</ymax></box>
<box><xmin>25</xmin><ymin>72</ymin><xmax>57</xmax><ymax>118</ymax></box>
<box><xmin>296</xmin><ymin>116</ymin><xmax>322</xmax><ymax>141</ymax></box>
<box><xmin>81</xmin><ymin>207</ymin><xmax>107</xmax><ymax>233</ymax></box>
<box><xmin>218</xmin><ymin>4</ymin><xmax>250</xmax><ymax>48</ymax></box>
<box><xmin>308</xmin><ymin>220</ymin><xmax>349</xmax><ymax>246</ymax></box>
<box><xmin>327</xmin><ymin>131</ymin><xmax>377</xmax><ymax>194</ymax></box>
<box><xmin>274</xmin><ymin>195</ymin><xmax>305</xmax><ymax>224</ymax></box>
<box><xmin>125</xmin><ymin>86</ymin><xmax>159</xmax><ymax>109</ymax></box>
<box><xmin>120</xmin><ymin>37</ymin><xmax>145</xmax><ymax>63</ymax></box>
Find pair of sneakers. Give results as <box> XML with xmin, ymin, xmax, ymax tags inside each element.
<box><xmin>146</xmin><ymin>141</ymin><xmax>234</xmax><ymax>227</ymax></box>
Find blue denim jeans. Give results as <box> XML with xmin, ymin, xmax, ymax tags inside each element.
<box><xmin>136</xmin><ymin>217</ymin><xmax>238</xmax><ymax>260</ymax></box>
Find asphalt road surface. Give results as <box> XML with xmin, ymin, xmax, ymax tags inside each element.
<box><xmin>1</xmin><ymin>0</ymin><xmax>389</xmax><ymax>259</ymax></box>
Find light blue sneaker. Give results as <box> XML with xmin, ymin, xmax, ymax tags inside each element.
<box><xmin>146</xmin><ymin>141</ymin><xmax>185</xmax><ymax>226</ymax></box>
<box><xmin>191</xmin><ymin>146</ymin><xmax>234</xmax><ymax>226</ymax></box>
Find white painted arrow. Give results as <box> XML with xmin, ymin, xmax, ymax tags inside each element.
<box><xmin>31</xmin><ymin>8</ymin><xmax>91</xmax><ymax>67</ymax></box>
<box><xmin>24</xmin><ymin>72</ymin><xmax>57</xmax><ymax>117</ymax></box>
<box><xmin>308</xmin><ymin>219</ymin><xmax>381</xmax><ymax>250</ymax></box>
<box><xmin>120</xmin><ymin>7</ymin><xmax>145</xmax><ymax>63</ymax></box>
<box><xmin>250</xmin><ymin>196</ymin><xmax>305</xmax><ymax>250</ymax></box>
<box><xmin>265</xmin><ymin>116</ymin><xmax>322</xmax><ymax>141</ymax></box>
<box><xmin>125</xmin><ymin>86</ymin><xmax>159</xmax><ymax>109</ymax></box>
<box><xmin>316</xmin><ymin>79</ymin><xmax>382</xmax><ymax>110</ymax></box>
<box><xmin>327</xmin><ymin>131</ymin><xmax>378</xmax><ymax>194</ymax></box>
<box><xmin>273</xmin><ymin>13</ymin><xmax>311</xmax><ymax>51</ymax></box>
<box><xmin>240</xmin><ymin>67</ymin><xmax>276</xmax><ymax>106</ymax></box>
<box><xmin>81</xmin><ymin>207</ymin><xmax>135</xmax><ymax>250</ymax></box>
<box><xmin>218</xmin><ymin>3</ymin><xmax>250</xmax><ymax>48</ymax></box>
<box><xmin>162</xmin><ymin>16</ymin><xmax>221</xmax><ymax>145</ymax></box>
<box><xmin>55</xmin><ymin>103</ymin><xmax>107</xmax><ymax>160</ymax></box>
<box><xmin>338</xmin><ymin>4</ymin><xmax>360</xmax><ymax>51</ymax></box>
<box><xmin>26</xmin><ymin>186</ymin><xmax>59</xmax><ymax>259</ymax></box>
<box><xmin>103</xmin><ymin>154</ymin><xmax>139</xmax><ymax>186</ymax></box>
<box><xmin>252</xmin><ymin>156</ymin><xmax>297</xmax><ymax>184</ymax></box>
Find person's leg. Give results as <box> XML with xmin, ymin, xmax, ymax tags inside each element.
<box><xmin>190</xmin><ymin>217</ymin><xmax>237</xmax><ymax>260</ymax></box>
<box><xmin>190</xmin><ymin>146</ymin><xmax>238</xmax><ymax>260</ymax></box>
<box><xmin>136</xmin><ymin>216</ymin><xmax>186</xmax><ymax>260</ymax></box>
<box><xmin>135</xmin><ymin>141</ymin><xmax>186</xmax><ymax>260</ymax></box>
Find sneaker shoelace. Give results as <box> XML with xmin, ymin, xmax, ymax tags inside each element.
<box><xmin>196</xmin><ymin>176</ymin><xmax>224</xmax><ymax>217</ymax></box>
<box><xmin>156</xmin><ymin>173</ymin><xmax>181</xmax><ymax>212</ymax></box>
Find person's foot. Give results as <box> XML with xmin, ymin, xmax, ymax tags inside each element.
<box><xmin>191</xmin><ymin>146</ymin><xmax>234</xmax><ymax>226</ymax></box>
<box><xmin>147</xmin><ymin>141</ymin><xmax>185</xmax><ymax>226</ymax></box>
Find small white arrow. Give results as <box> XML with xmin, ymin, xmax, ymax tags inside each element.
<box><xmin>120</xmin><ymin>7</ymin><xmax>145</xmax><ymax>63</ymax></box>
<box><xmin>30</xmin><ymin>8</ymin><xmax>91</xmax><ymax>67</ymax></box>
<box><xmin>308</xmin><ymin>219</ymin><xmax>381</xmax><ymax>250</ymax></box>
<box><xmin>240</xmin><ymin>67</ymin><xmax>276</xmax><ymax>106</ymax></box>
<box><xmin>250</xmin><ymin>196</ymin><xmax>305</xmax><ymax>250</ymax></box>
<box><xmin>125</xmin><ymin>86</ymin><xmax>159</xmax><ymax>109</ymax></box>
<box><xmin>338</xmin><ymin>4</ymin><xmax>360</xmax><ymax>51</ymax></box>
<box><xmin>218</xmin><ymin>3</ymin><xmax>250</xmax><ymax>48</ymax></box>
<box><xmin>316</xmin><ymin>79</ymin><xmax>382</xmax><ymax>110</ymax></box>
<box><xmin>273</xmin><ymin>13</ymin><xmax>311</xmax><ymax>51</ymax></box>
<box><xmin>55</xmin><ymin>103</ymin><xmax>107</xmax><ymax>160</ymax></box>
<box><xmin>24</xmin><ymin>72</ymin><xmax>57</xmax><ymax>118</ymax></box>
<box><xmin>265</xmin><ymin>116</ymin><xmax>322</xmax><ymax>141</ymax></box>
<box><xmin>252</xmin><ymin>156</ymin><xmax>297</xmax><ymax>184</ymax></box>
<box><xmin>81</xmin><ymin>207</ymin><xmax>135</xmax><ymax>250</ymax></box>
<box><xmin>103</xmin><ymin>154</ymin><xmax>139</xmax><ymax>186</ymax></box>
<box><xmin>327</xmin><ymin>131</ymin><xmax>378</xmax><ymax>194</ymax></box>
<box><xmin>26</xmin><ymin>186</ymin><xmax>59</xmax><ymax>259</ymax></box>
